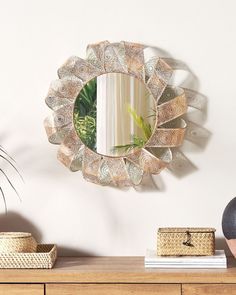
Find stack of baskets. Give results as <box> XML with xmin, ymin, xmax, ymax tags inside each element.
<box><xmin>0</xmin><ymin>232</ymin><xmax>57</xmax><ymax>268</ymax></box>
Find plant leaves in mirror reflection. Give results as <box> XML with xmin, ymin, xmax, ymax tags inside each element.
<box><xmin>113</xmin><ymin>105</ymin><xmax>153</xmax><ymax>153</ymax></box>
<box><xmin>74</xmin><ymin>79</ymin><xmax>97</xmax><ymax>150</ymax></box>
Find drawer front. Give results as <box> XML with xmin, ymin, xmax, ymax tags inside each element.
<box><xmin>183</xmin><ymin>284</ymin><xmax>236</xmax><ymax>295</ymax></box>
<box><xmin>0</xmin><ymin>284</ymin><xmax>44</xmax><ymax>295</ymax></box>
<box><xmin>47</xmin><ymin>284</ymin><xmax>181</xmax><ymax>295</ymax></box>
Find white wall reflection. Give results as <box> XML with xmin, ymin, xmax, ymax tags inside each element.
<box><xmin>96</xmin><ymin>73</ymin><xmax>155</xmax><ymax>157</ymax></box>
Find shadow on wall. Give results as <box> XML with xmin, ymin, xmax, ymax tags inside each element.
<box><xmin>216</xmin><ymin>237</ymin><xmax>231</xmax><ymax>256</ymax></box>
<box><xmin>0</xmin><ymin>211</ymin><xmax>42</xmax><ymax>242</ymax></box>
<box><xmin>137</xmin><ymin>45</ymin><xmax>212</xmax><ymax>192</ymax></box>
<box><xmin>0</xmin><ymin>211</ymin><xmax>94</xmax><ymax>257</ymax></box>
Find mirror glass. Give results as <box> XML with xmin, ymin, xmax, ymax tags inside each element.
<box><xmin>73</xmin><ymin>73</ymin><xmax>156</xmax><ymax>157</ymax></box>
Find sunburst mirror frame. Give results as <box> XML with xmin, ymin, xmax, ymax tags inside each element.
<box><xmin>44</xmin><ymin>41</ymin><xmax>203</xmax><ymax>187</ymax></box>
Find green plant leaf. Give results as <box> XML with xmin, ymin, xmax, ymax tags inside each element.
<box><xmin>113</xmin><ymin>135</ymin><xmax>146</xmax><ymax>153</ymax></box>
<box><xmin>127</xmin><ymin>105</ymin><xmax>152</xmax><ymax>140</ymax></box>
<box><xmin>73</xmin><ymin>78</ymin><xmax>97</xmax><ymax>150</ymax></box>
<box><xmin>113</xmin><ymin>105</ymin><xmax>153</xmax><ymax>153</ymax></box>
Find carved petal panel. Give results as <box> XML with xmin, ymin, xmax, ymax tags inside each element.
<box><xmin>57</xmin><ymin>129</ymin><xmax>84</xmax><ymax>171</ymax></box>
<box><xmin>157</xmin><ymin>92</ymin><xmax>187</xmax><ymax>126</ymax></box>
<box><xmin>86</xmin><ymin>41</ymin><xmax>109</xmax><ymax>71</ymax></box>
<box><xmin>58</xmin><ymin>56</ymin><xmax>102</xmax><ymax>82</ymax></box>
<box><xmin>82</xmin><ymin>148</ymin><xmax>102</xmax><ymax>184</ymax></box>
<box><xmin>126</xmin><ymin>149</ymin><xmax>167</xmax><ymax>175</ymax></box>
<box><xmin>146</xmin><ymin>128</ymin><xmax>186</xmax><ymax>147</ymax></box>
<box><xmin>103</xmin><ymin>158</ymin><xmax>131</xmax><ymax>186</ymax></box>
<box><xmin>45</xmin><ymin>78</ymin><xmax>83</xmax><ymax>110</ymax></box>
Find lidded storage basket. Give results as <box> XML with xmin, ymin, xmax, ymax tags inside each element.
<box><xmin>0</xmin><ymin>232</ymin><xmax>37</xmax><ymax>253</ymax></box>
<box><xmin>157</xmin><ymin>228</ymin><xmax>216</xmax><ymax>256</ymax></box>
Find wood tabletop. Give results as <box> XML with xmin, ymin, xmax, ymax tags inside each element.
<box><xmin>0</xmin><ymin>256</ymin><xmax>236</xmax><ymax>284</ymax></box>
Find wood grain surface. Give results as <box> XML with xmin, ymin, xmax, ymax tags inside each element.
<box><xmin>0</xmin><ymin>256</ymin><xmax>234</xmax><ymax>284</ymax></box>
<box><xmin>0</xmin><ymin>284</ymin><xmax>43</xmax><ymax>295</ymax></box>
<box><xmin>183</xmin><ymin>284</ymin><xmax>236</xmax><ymax>295</ymax></box>
<box><xmin>47</xmin><ymin>284</ymin><xmax>181</xmax><ymax>295</ymax></box>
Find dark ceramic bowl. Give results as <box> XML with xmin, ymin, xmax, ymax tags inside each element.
<box><xmin>222</xmin><ymin>197</ymin><xmax>236</xmax><ymax>257</ymax></box>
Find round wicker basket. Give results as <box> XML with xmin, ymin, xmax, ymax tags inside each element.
<box><xmin>0</xmin><ymin>232</ymin><xmax>37</xmax><ymax>253</ymax></box>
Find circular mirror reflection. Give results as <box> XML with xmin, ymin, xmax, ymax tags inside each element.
<box><xmin>73</xmin><ymin>73</ymin><xmax>156</xmax><ymax>157</ymax></box>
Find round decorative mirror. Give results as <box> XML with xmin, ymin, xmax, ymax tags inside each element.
<box><xmin>44</xmin><ymin>41</ymin><xmax>199</xmax><ymax>187</ymax></box>
<box><xmin>73</xmin><ymin>73</ymin><xmax>156</xmax><ymax>157</ymax></box>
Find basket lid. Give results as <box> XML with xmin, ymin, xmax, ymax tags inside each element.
<box><xmin>158</xmin><ymin>227</ymin><xmax>216</xmax><ymax>233</ymax></box>
<box><xmin>0</xmin><ymin>232</ymin><xmax>32</xmax><ymax>239</ymax></box>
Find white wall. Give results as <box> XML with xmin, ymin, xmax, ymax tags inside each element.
<box><xmin>0</xmin><ymin>0</ymin><xmax>235</xmax><ymax>256</ymax></box>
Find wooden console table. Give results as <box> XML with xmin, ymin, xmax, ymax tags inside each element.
<box><xmin>0</xmin><ymin>256</ymin><xmax>236</xmax><ymax>294</ymax></box>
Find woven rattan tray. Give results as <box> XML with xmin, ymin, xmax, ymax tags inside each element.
<box><xmin>0</xmin><ymin>244</ymin><xmax>57</xmax><ymax>269</ymax></box>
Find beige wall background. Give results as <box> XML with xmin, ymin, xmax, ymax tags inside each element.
<box><xmin>0</xmin><ymin>0</ymin><xmax>235</xmax><ymax>256</ymax></box>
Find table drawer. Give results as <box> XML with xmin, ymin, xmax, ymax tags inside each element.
<box><xmin>183</xmin><ymin>284</ymin><xmax>236</xmax><ymax>295</ymax></box>
<box><xmin>0</xmin><ymin>284</ymin><xmax>44</xmax><ymax>295</ymax></box>
<box><xmin>47</xmin><ymin>284</ymin><xmax>181</xmax><ymax>295</ymax></box>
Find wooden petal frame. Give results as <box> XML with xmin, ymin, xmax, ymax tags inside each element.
<box><xmin>44</xmin><ymin>41</ymin><xmax>199</xmax><ymax>187</ymax></box>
